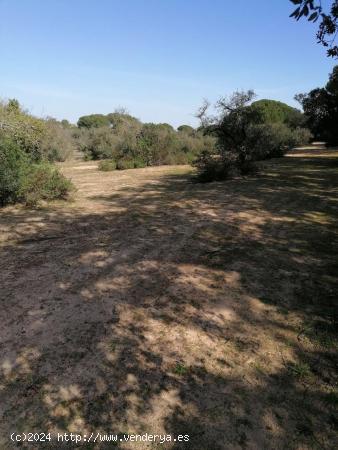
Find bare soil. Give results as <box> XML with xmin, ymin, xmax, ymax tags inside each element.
<box><xmin>1</xmin><ymin>148</ymin><xmax>337</xmax><ymax>449</ymax></box>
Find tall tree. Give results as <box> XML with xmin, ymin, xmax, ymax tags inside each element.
<box><xmin>296</xmin><ymin>66</ymin><xmax>338</xmax><ymax>144</ymax></box>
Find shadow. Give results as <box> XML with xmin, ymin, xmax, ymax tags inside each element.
<box><xmin>0</xmin><ymin>152</ymin><xmax>337</xmax><ymax>449</ymax></box>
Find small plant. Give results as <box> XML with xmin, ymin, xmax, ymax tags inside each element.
<box><xmin>174</xmin><ymin>362</ymin><xmax>188</xmax><ymax>375</ymax></box>
<box><xmin>288</xmin><ymin>362</ymin><xmax>311</xmax><ymax>379</ymax></box>
<box><xmin>98</xmin><ymin>159</ymin><xmax>117</xmax><ymax>171</ymax></box>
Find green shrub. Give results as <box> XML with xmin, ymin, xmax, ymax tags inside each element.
<box><xmin>0</xmin><ymin>99</ymin><xmax>77</xmax><ymax>163</ymax></box>
<box><xmin>81</xmin><ymin>127</ymin><xmax>121</xmax><ymax>160</ymax></box>
<box><xmin>116</xmin><ymin>158</ymin><xmax>135</xmax><ymax>170</ymax></box>
<box><xmin>0</xmin><ymin>139</ymin><xmax>28</xmax><ymax>206</ymax></box>
<box><xmin>133</xmin><ymin>157</ymin><xmax>147</xmax><ymax>168</ymax></box>
<box><xmin>0</xmin><ymin>138</ymin><xmax>74</xmax><ymax>207</ymax></box>
<box><xmin>98</xmin><ymin>159</ymin><xmax>117</xmax><ymax>171</ymax></box>
<box><xmin>19</xmin><ymin>163</ymin><xmax>74</xmax><ymax>206</ymax></box>
<box><xmin>194</xmin><ymin>150</ymin><xmax>238</xmax><ymax>182</ymax></box>
<box><xmin>39</xmin><ymin>119</ymin><xmax>76</xmax><ymax>161</ymax></box>
<box><xmin>77</xmin><ymin>114</ymin><xmax>110</xmax><ymax>128</ymax></box>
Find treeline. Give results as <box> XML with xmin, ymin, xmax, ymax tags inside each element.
<box><xmin>76</xmin><ymin>111</ymin><xmax>216</xmax><ymax>169</ymax></box>
<box><xmin>1</xmin><ymin>82</ymin><xmax>320</xmax><ymax>205</ymax></box>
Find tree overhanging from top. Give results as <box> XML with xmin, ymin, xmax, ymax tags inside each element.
<box><xmin>290</xmin><ymin>0</ymin><xmax>338</xmax><ymax>57</ymax></box>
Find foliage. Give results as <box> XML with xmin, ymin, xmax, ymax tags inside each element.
<box><xmin>39</xmin><ymin>118</ymin><xmax>76</xmax><ymax>161</ymax></box>
<box><xmin>194</xmin><ymin>90</ymin><xmax>311</xmax><ymax>181</ymax></box>
<box><xmin>289</xmin><ymin>0</ymin><xmax>338</xmax><ymax>57</ymax></box>
<box><xmin>0</xmin><ymin>138</ymin><xmax>73</xmax><ymax>207</ymax></box>
<box><xmin>177</xmin><ymin>125</ymin><xmax>195</xmax><ymax>135</ymax></box>
<box><xmin>0</xmin><ymin>138</ymin><xmax>28</xmax><ymax>206</ymax></box>
<box><xmin>296</xmin><ymin>65</ymin><xmax>338</xmax><ymax>145</ymax></box>
<box><xmin>98</xmin><ymin>159</ymin><xmax>117</xmax><ymax>171</ymax></box>
<box><xmin>0</xmin><ymin>99</ymin><xmax>46</xmax><ymax>161</ymax></box>
<box><xmin>116</xmin><ymin>158</ymin><xmax>136</xmax><ymax>170</ymax></box>
<box><xmin>20</xmin><ymin>163</ymin><xmax>74</xmax><ymax>206</ymax></box>
<box><xmin>250</xmin><ymin>99</ymin><xmax>305</xmax><ymax>128</ymax></box>
<box><xmin>77</xmin><ymin>114</ymin><xmax>110</xmax><ymax>128</ymax></box>
<box><xmin>0</xmin><ymin>99</ymin><xmax>77</xmax><ymax>162</ymax></box>
<box><xmin>81</xmin><ymin>127</ymin><xmax>122</xmax><ymax>160</ymax></box>
<box><xmin>107</xmin><ymin>112</ymin><xmax>141</xmax><ymax>133</ymax></box>
<box><xmin>81</xmin><ymin>117</ymin><xmax>217</xmax><ymax>168</ymax></box>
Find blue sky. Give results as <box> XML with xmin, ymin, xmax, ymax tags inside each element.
<box><xmin>0</xmin><ymin>0</ymin><xmax>335</xmax><ymax>127</ymax></box>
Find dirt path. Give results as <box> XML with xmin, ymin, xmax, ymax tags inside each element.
<box><xmin>1</xmin><ymin>150</ymin><xmax>337</xmax><ymax>449</ymax></box>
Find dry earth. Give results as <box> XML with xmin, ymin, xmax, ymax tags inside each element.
<box><xmin>0</xmin><ymin>148</ymin><xmax>337</xmax><ymax>449</ymax></box>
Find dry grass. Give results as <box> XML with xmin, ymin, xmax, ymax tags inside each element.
<box><xmin>0</xmin><ymin>149</ymin><xmax>337</xmax><ymax>449</ymax></box>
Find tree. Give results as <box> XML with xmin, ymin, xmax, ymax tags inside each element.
<box><xmin>77</xmin><ymin>114</ymin><xmax>110</xmax><ymax>128</ymax></box>
<box><xmin>290</xmin><ymin>0</ymin><xmax>338</xmax><ymax>57</ymax></box>
<box><xmin>250</xmin><ymin>99</ymin><xmax>305</xmax><ymax>128</ymax></box>
<box><xmin>295</xmin><ymin>65</ymin><xmax>338</xmax><ymax>144</ymax></box>
<box><xmin>194</xmin><ymin>90</ymin><xmax>311</xmax><ymax>181</ymax></box>
<box><xmin>177</xmin><ymin>125</ymin><xmax>195</xmax><ymax>135</ymax></box>
<box><xmin>6</xmin><ymin>98</ymin><xmax>21</xmax><ymax>113</ymax></box>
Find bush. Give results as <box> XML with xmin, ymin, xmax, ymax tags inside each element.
<box><xmin>0</xmin><ymin>99</ymin><xmax>77</xmax><ymax>162</ymax></box>
<box><xmin>39</xmin><ymin>119</ymin><xmax>76</xmax><ymax>161</ymax></box>
<box><xmin>133</xmin><ymin>157</ymin><xmax>147</xmax><ymax>168</ymax></box>
<box><xmin>81</xmin><ymin>127</ymin><xmax>121</xmax><ymax>160</ymax></box>
<box><xmin>0</xmin><ymin>139</ymin><xmax>28</xmax><ymax>206</ymax></box>
<box><xmin>194</xmin><ymin>150</ymin><xmax>238</xmax><ymax>182</ymax></box>
<box><xmin>98</xmin><ymin>159</ymin><xmax>117</xmax><ymax>171</ymax></box>
<box><xmin>19</xmin><ymin>164</ymin><xmax>74</xmax><ymax>206</ymax></box>
<box><xmin>116</xmin><ymin>158</ymin><xmax>135</xmax><ymax>170</ymax></box>
<box><xmin>0</xmin><ymin>138</ymin><xmax>74</xmax><ymax>207</ymax></box>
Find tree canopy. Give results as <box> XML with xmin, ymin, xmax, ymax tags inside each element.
<box><xmin>250</xmin><ymin>99</ymin><xmax>304</xmax><ymax>128</ymax></box>
<box><xmin>295</xmin><ymin>65</ymin><xmax>338</xmax><ymax>145</ymax></box>
<box><xmin>77</xmin><ymin>114</ymin><xmax>110</xmax><ymax>128</ymax></box>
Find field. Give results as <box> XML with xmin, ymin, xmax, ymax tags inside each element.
<box><xmin>0</xmin><ymin>148</ymin><xmax>337</xmax><ymax>449</ymax></box>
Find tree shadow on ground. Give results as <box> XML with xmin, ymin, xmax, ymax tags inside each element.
<box><xmin>0</xmin><ymin>153</ymin><xmax>337</xmax><ymax>449</ymax></box>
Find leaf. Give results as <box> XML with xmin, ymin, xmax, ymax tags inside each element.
<box><xmin>290</xmin><ymin>7</ymin><xmax>301</xmax><ymax>18</ymax></box>
<box><xmin>308</xmin><ymin>12</ymin><xmax>318</xmax><ymax>21</ymax></box>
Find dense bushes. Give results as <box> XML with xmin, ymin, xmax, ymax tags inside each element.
<box><xmin>19</xmin><ymin>163</ymin><xmax>74</xmax><ymax>207</ymax></box>
<box><xmin>0</xmin><ymin>100</ymin><xmax>76</xmax><ymax>162</ymax></box>
<box><xmin>0</xmin><ymin>99</ymin><xmax>75</xmax><ymax>207</ymax></box>
<box><xmin>0</xmin><ymin>139</ymin><xmax>28</xmax><ymax>206</ymax></box>
<box><xmin>81</xmin><ymin>114</ymin><xmax>217</xmax><ymax>168</ymax></box>
<box><xmin>98</xmin><ymin>159</ymin><xmax>117</xmax><ymax>171</ymax></box>
<box><xmin>194</xmin><ymin>91</ymin><xmax>311</xmax><ymax>182</ymax></box>
<box><xmin>0</xmin><ymin>138</ymin><xmax>73</xmax><ymax>207</ymax></box>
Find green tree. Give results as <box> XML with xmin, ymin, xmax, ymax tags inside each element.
<box><xmin>6</xmin><ymin>98</ymin><xmax>21</xmax><ymax>113</ymax></box>
<box><xmin>77</xmin><ymin>114</ymin><xmax>110</xmax><ymax>128</ymax></box>
<box><xmin>295</xmin><ymin>65</ymin><xmax>338</xmax><ymax>145</ymax></box>
<box><xmin>177</xmin><ymin>125</ymin><xmax>195</xmax><ymax>135</ymax></box>
<box><xmin>250</xmin><ymin>99</ymin><xmax>304</xmax><ymax>128</ymax></box>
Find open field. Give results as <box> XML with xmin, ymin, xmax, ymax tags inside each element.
<box><xmin>0</xmin><ymin>148</ymin><xmax>337</xmax><ymax>449</ymax></box>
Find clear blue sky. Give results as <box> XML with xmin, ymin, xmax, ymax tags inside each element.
<box><xmin>0</xmin><ymin>0</ymin><xmax>335</xmax><ymax>127</ymax></box>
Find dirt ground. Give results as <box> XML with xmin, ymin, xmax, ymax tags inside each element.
<box><xmin>0</xmin><ymin>148</ymin><xmax>337</xmax><ymax>449</ymax></box>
